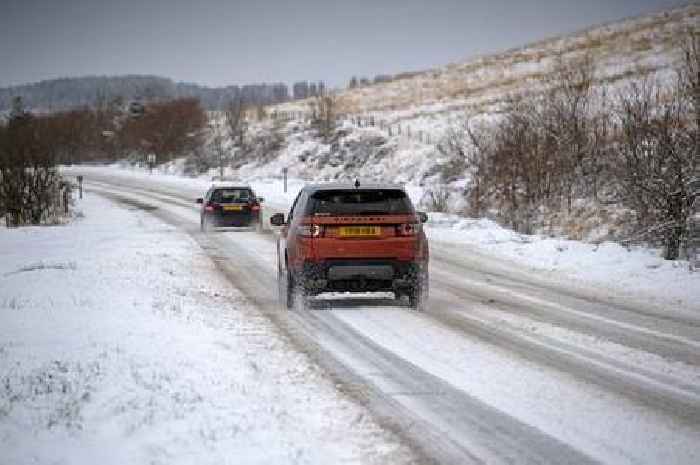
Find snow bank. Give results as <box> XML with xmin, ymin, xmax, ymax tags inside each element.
<box><xmin>427</xmin><ymin>213</ymin><xmax>700</xmax><ymax>310</ymax></box>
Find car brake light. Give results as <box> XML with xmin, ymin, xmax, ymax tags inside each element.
<box><xmin>205</xmin><ymin>202</ymin><xmax>217</xmax><ymax>212</ymax></box>
<box><xmin>251</xmin><ymin>204</ymin><xmax>261</xmax><ymax>212</ymax></box>
<box><xmin>396</xmin><ymin>223</ymin><xmax>421</xmax><ymax>236</ymax></box>
<box><xmin>297</xmin><ymin>224</ymin><xmax>323</xmax><ymax>237</ymax></box>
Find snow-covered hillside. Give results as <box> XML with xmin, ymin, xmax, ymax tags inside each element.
<box><xmin>213</xmin><ymin>5</ymin><xmax>696</xmax><ymax>182</ymax></box>
<box><xmin>275</xmin><ymin>4</ymin><xmax>697</xmax><ymax>129</ymax></box>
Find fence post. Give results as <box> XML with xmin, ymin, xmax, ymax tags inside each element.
<box><xmin>63</xmin><ymin>186</ymin><xmax>69</xmax><ymax>214</ymax></box>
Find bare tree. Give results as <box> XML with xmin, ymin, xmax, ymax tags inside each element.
<box><xmin>438</xmin><ymin>118</ymin><xmax>492</xmax><ymax>217</ymax></box>
<box><xmin>541</xmin><ymin>53</ymin><xmax>596</xmax><ymax>212</ymax></box>
<box><xmin>224</xmin><ymin>97</ymin><xmax>247</xmax><ymax>147</ymax></box>
<box><xmin>679</xmin><ymin>30</ymin><xmax>699</xmax><ymax>265</ymax></box>
<box><xmin>614</xmin><ymin>77</ymin><xmax>694</xmax><ymax>259</ymax></box>
<box><xmin>309</xmin><ymin>92</ymin><xmax>337</xmax><ymax>142</ymax></box>
<box><xmin>209</xmin><ymin>116</ymin><xmax>229</xmax><ymax>178</ymax></box>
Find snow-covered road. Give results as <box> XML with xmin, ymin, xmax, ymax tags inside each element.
<box><xmin>46</xmin><ymin>170</ymin><xmax>700</xmax><ymax>465</ymax></box>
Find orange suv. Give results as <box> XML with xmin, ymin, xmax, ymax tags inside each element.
<box><xmin>270</xmin><ymin>183</ymin><xmax>429</xmax><ymax>309</ymax></box>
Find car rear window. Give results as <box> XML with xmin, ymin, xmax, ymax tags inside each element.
<box><xmin>306</xmin><ymin>189</ymin><xmax>414</xmax><ymax>215</ymax></box>
<box><xmin>212</xmin><ymin>189</ymin><xmax>252</xmax><ymax>203</ymax></box>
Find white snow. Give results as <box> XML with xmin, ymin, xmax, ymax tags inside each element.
<box><xmin>0</xmin><ymin>195</ymin><xmax>413</xmax><ymax>465</ymax></box>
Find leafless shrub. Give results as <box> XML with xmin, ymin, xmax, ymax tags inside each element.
<box><xmin>612</xmin><ymin>41</ymin><xmax>696</xmax><ymax>259</ymax></box>
<box><xmin>424</xmin><ymin>188</ymin><xmax>450</xmax><ymax>212</ymax></box>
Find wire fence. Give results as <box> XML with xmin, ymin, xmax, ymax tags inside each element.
<box><xmin>269</xmin><ymin>110</ymin><xmax>439</xmax><ymax>146</ymax></box>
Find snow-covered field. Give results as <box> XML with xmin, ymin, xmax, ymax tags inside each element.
<box><xmin>0</xmin><ymin>195</ymin><xmax>414</xmax><ymax>465</ymax></box>
<box><xmin>64</xmin><ymin>165</ymin><xmax>700</xmax><ymax>312</ymax></box>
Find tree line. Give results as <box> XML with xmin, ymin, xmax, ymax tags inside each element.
<box><xmin>0</xmin><ymin>75</ymin><xmax>329</xmax><ymax>113</ymax></box>
<box><xmin>0</xmin><ymin>96</ymin><xmax>209</xmax><ymax>225</ymax></box>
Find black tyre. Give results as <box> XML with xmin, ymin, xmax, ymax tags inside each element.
<box><xmin>288</xmin><ymin>271</ymin><xmax>312</xmax><ymax>311</ymax></box>
<box><xmin>408</xmin><ymin>270</ymin><xmax>429</xmax><ymax>311</ymax></box>
<box><xmin>201</xmin><ymin>215</ymin><xmax>211</xmax><ymax>233</ymax></box>
<box><xmin>408</xmin><ymin>286</ymin><xmax>422</xmax><ymax>310</ymax></box>
<box><xmin>278</xmin><ymin>266</ymin><xmax>295</xmax><ymax>310</ymax></box>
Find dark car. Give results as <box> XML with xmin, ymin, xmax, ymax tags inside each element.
<box><xmin>197</xmin><ymin>184</ymin><xmax>264</xmax><ymax>231</ymax></box>
<box><xmin>270</xmin><ymin>183</ymin><xmax>429</xmax><ymax>310</ymax></box>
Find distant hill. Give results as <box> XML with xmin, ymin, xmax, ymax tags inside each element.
<box><xmin>0</xmin><ymin>75</ymin><xmax>292</xmax><ymax>112</ymax></box>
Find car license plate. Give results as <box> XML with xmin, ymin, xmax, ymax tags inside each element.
<box><xmin>338</xmin><ymin>226</ymin><xmax>381</xmax><ymax>237</ymax></box>
<box><xmin>223</xmin><ymin>205</ymin><xmax>243</xmax><ymax>211</ymax></box>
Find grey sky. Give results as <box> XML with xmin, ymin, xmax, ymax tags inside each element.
<box><xmin>0</xmin><ymin>0</ymin><xmax>687</xmax><ymax>88</ymax></box>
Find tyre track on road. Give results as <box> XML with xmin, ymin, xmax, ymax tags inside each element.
<box><xmin>85</xmin><ymin>177</ymin><xmax>700</xmax><ymax>417</ymax></box>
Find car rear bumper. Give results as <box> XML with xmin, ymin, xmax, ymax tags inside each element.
<box><xmin>209</xmin><ymin>212</ymin><xmax>259</xmax><ymax>227</ymax></box>
<box><xmin>297</xmin><ymin>259</ymin><xmax>424</xmax><ymax>294</ymax></box>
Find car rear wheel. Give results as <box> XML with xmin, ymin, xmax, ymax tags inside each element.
<box><xmin>201</xmin><ymin>215</ymin><xmax>212</xmax><ymax>233</ymax></box>
<box><xmin>408</xmin><ymin>287</ymin><xmax>422</xmax><ymax>310</ymax></box>
<box><xmin>408</xmin><ymin>270</ymin><xmax>428</xmax><ymax>311</ymax></box>
<box><xmin>286</xmin><ymin>271</ymin><xmax>311</xmax><ymax>311</ymax></box>
<box><xmin>278</xmin><ymin>266</ymin><xmax>294</xmax><ymax>310</ymax></box>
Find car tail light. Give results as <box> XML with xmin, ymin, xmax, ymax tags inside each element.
<box><xmin>396</xmin><ymin>223</ymin><xmax>421</xmax><ymax>236</ymax></box>
<box><xmin>251</xmin><ymin>204</ymin><xmax>261</xmax><ymax>212</ymax></box>
<box><xmin>205</xmin><ymin>202</ymin><xmax>217</xmax><ymax>212</ymax></box>
<box><xmin>297</xmin><ymin>224</ymin><xmax>323</xmax><ymax>237</ymax></box>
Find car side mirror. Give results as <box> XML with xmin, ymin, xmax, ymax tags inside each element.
<box><xmin>257</xmin><ymin>197</ymin><xmax>265</xmax><ymax>203</ymax></box>
<box><xmin>270</xmin><ymin>213</ymin><xmax>285</xmax><ymax>226</ymax></box>
<box><xmin>417</xmin><ymin>211</ymin><xmax>428</xmax><ymax>223</ymax></box>
<box><xmin>196</xmin><ymin>198</ymin><xmax>203</xmax><ymax>204</ymax></box>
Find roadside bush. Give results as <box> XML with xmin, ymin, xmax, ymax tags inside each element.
<box><xmin>0</xmin><ymin>108</ymin><xmax>70</xmax><ymax>226</ymax></box>
<box><xmin>439</xmin><ymin>39</ymin><xmax>697</xmax><ymax>258</ymax></box>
